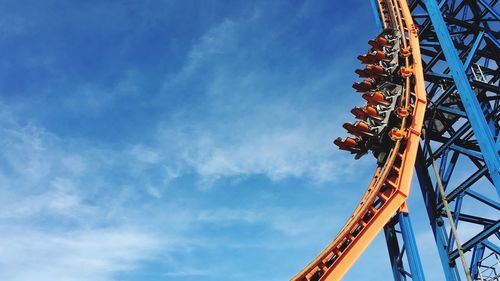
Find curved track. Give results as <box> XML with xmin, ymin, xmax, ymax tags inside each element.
<box><xmin>291</xmin><ymin>1</ymin><xmax>427</xmax><ymax>280</ymax></box>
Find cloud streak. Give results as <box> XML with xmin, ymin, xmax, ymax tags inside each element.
<box><xmin>0</xmin><ymin>107</ymin><xmax>168</xmax><ymax>280</ymax></box>
<box><xmin>151</xmin><ymin>13</ymin><xmax>368</xmax><ymax>186</ymax></box>
<box><xmin>0</xmin><ymin>228</ymin><xmax>161</xmax><ymax>281</ymax></box>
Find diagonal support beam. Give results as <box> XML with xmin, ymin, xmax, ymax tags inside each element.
<box><xmin>449</xmin><ymin>220</ymin><xmax>500</xmax><ymax>260</ymax></box>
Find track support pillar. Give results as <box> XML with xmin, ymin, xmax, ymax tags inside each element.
<box><xmin>384</xmin><ymin>211</ymin><xmax>426</xmax><ymax>281</ymax></box>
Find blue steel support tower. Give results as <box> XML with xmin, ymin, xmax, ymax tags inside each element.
<box><xmin>412</xmin><ymin>0</ymin><xmax>499</xmax><ymax>279</ymax></box>
<box><xmin>373</xmin><ymin>0</ymin><xmax>499</xmax><ymax>280</ymax></box>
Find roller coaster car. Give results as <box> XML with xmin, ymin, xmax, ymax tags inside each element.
<box><xmin>333</xmin><ymin>137</ymin><xmax>368</xmax><ymax>159</ymax></box>
<box><xmin>352</xmin><ymin>79</ymin><xmax>376</xmax><ymax>92</ymax></box>
<box><xmin>364</xmin><ymin>64</ymin><xmax>388</xmax><ymax>77</ymax></box>
<box><xmin>361</xmin><ymin>82</ymin><xmax>402</xmax><ymax>107</ymax></box>
<box><xmin>376</xmin><ymin>35</ymin><xmax>390</xmax><ymax>46</ymax></box>
<box><xmin>351</xmin><ymin>106</ymin><xmax>368</xmax><ymax>120</ymax></box>
<box><xmin>362</xmin><ymin>91</ymin><xmax>390</xmax><ymax>106</ymax></box>
<box><xmin>355</xmin><ymin>82</ymin><xmax>404</xmax><ymax>157</ymax></box>
<box><xmin>334</xmin><ymin>137</ymin><xmax>360</xmax><ymax>152</ymax></box>
<box><xmin>363</xmin><ymin>105</ymin><xmax>383</xmax><ymax>120</ymax></box>
<box><xmin>343</xmin><ymin>121</ymin><xmax>374</xmax><ymax>138</ymax></box>
<box><xmin>341</xmin><ymin>27</ymin><xmax>405</xmax><ymax>162</ymax></box>
<box><xmin>366</xmin><ymin>29</ymin><xmax>401</xmax><ymax>65</ymax></box>
<box><xmin>358</xmin><ymin>50</ymin><xmax>389</xmax><ymax>65</ymax></box>
<box><xmin>373</xmin><ymin>29</ymin><xmax>399</xmax><ymax>47</ymax></box>
<box><xmin>368</xmin><ymin>36</ymin><xmax>394</xmax><ymax>50</ymax></box>
<box><xmin>368</xmin><ymin>39</ymin><xmax>384</xmax><ymax>50</ymax></box>
<box><xmin>351</xmin><ymin>105</ymin><xmax>384</xmax><ymax>121</ymax></box>
<box><xmin>355</xmin><ymin>69</ymin><xmax>371</xmax><ymax>78</ymax></box>
<box><xmin>357</xmin><ymin>54</ymin><xmax>379</xmax><ymax>65</ymax></box>
<box><xmin>367</xmin><ymin>50</ymin><xmax>388</xmax><ymax>61</ymax></box>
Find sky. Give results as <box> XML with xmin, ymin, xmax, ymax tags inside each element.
<box><xmin>0</xmin><ymin>1</ymin><xmax>452</xmax><ymax>280</ymax></box>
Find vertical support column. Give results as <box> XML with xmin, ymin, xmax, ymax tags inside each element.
<box><xmin>399</xmin><ymin>212</ymin><xmax>426</xmax><ymax>281</ymax></box>
<box><xmin>384</xmin><ymin>211</ymin><xmax>426</xmax><ymax>281</ymax></box>
<box><xmin>469</xmin><ymin>243</ymin><xmax>486</xmax><ymax>279</ymax></box>
<box><xmin>385</xmin><ymin>220</ymin><xmax>407</xmax><ymax>281</ymax></box>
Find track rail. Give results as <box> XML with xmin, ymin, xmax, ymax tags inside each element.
<box><xmin>291</xmin><ymin>1</ymin><xmax>426</xmax><ymax>280</ymax></box>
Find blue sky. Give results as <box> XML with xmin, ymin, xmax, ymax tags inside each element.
<box><xmin>0</xmin><ymin>1</ymin><xmax>449</xmax><ymax>280</ymax></box>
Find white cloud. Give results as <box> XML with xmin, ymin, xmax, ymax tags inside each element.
<box><xmin>194</xmin><ymin>206</ymin><xmax>340</xmax><ymax>239</ymax></box>
<box><xmin>197</xmin><ymin>208</ymin><xmax>262</xmax><ymax>224</ymax></box>
<box><xmin>0</xmin><ymin>108</ymin><xmax>168</xmax><ymax>280</ymax></box>
<box><xmin>61</xmin><ymin>69</ymin><xmax>144</xmax><ymax>116</ymax></box>
<box><xmin>145</xmin><ymin>185</ymin><xmax>162</xmax><ymax>198</ymax></box>
<box><xmin>151</xmin><ymin>13</ymin><xmax>364</xmax><ymax>187</ymax></box>
<box><xmin>164</xmin><ymin>267</ymin><xmax>218</xmax><ymax>277</ymax></box>
<box><xmin>61</xmin><ymin>155</ymin><xmax>87</xmax><ymax>176</ymax></box>
<box><xmin>130</xmin><ymin>144</ymin><xmax>160</xmax><ymax>164</ymax></box>
<box><xmin>0</xmin><ymin>228</ymin><xmax>162</xmax><ymax>281</ymax></box>
<box><xmin>163</xmin><ymin>166</ymin><xmax>181</xmax><ymax>185</ymax></box>
<box><xmin>154</xmin><ymin>105</ymin><xmax>359</xmax><ymax>187</ymax></box>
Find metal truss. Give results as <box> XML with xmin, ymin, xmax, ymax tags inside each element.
<box><xmin>408</xmin><ymin>0</ymin><xmax>500</xmax><ymax>280</ymax></box>
<box><xmin>384</xmin><ymin>211</ymin><xmax>426</xmax><ymax>281</ymax></box>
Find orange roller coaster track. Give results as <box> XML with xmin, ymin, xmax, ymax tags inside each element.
<box><xmin>291</xmin><ymin>0</ymin><xmax>426</xmax><ymax>280</ymax></box>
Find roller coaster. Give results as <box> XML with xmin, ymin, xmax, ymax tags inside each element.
<box><xmin>290</xmin><ymin>0</ymin><xmax>499</xmax><ymax>280</ymax></box>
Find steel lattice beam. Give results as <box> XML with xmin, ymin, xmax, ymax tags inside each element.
<box><xmin>409</xmin><ymin>0</ymin><xmax>500</xmax><ymax>280</ymax></box>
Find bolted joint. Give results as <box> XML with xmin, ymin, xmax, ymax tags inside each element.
<box><xmin>400</xmin><ymin>48</ymin><xmax>411</xmax><ymax>57</ymax></box>
<box><xmin>396</xmin><ymin>107</ymin><xmax>409</xmax><ymax>118</ymax></box>
<box><xmin>400</xmin><ymin>67</ymin><xmax>414</xmax><ymax>77</ymax></box>
<box><xmin>436</xmin><ymin>217</ymin><xmax>444</xmax><ymax>226</ymax></box>
<box><xmin>388</xmin><ymin>128</ymin><xmax>405</xmax><ymax>141</ymax></box>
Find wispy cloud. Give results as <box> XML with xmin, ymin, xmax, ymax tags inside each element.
<box><xmin>151</xmin><ymin>13</ymin><xmax>367</xmax><ymax>187</ymax></box>
<box><xmin>156</xmin><ymin>121</ymin><xmax>357</xmax><ymax>186</ymax></box>
<box><xmin>0</xmin><ymin>228</ymin><xmax>161</xmax><ymax>281</ymax></box>
<box><xmin>0</xmin><ymin>104</ymin><xmax>345</xmax><ymax>280</ymax></box>
<box><xmin>0</xmin><ymin>107</ymin><xmax>167</xmax><ymax>280</ymax></box>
